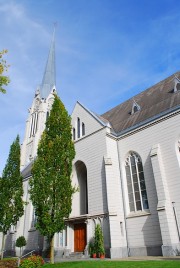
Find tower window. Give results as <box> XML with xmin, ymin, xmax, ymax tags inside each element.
<box><xmin>46</xmin><ymin>111</ymin><xmax>49</xmax><ymax>120</ymax></box>
<box><xmin>125</xmin><ymin>152</ymin><xmax>149</xmax><ymax>212</ymax></box>
<box><xmin>77</xmin><ymin>117</ymin><xmax>80</xmax><ymax>138</ymax></box>
<box><xmin>82</xmin><ymin>122</ymin><xmax>85</xmax><ymax>136</ymax></box>
<box><xmin>29</xmin><ymin>112</ymin><xmax>38</xmax><ymax>137</ymax></box>
<box><xmin>29</xmin><ymin>114</ymin><xmax>34</xmax><ymax>137</ymax></box>
<box><xmin>35</xmin><ymin>113</ymin><xmax>38</xmax><ymax>134</ymax></box>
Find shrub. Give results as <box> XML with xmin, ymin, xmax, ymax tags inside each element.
<box><xmin>16</xmin><ymin>236</ymin><xmax>26</xmax><ymax>248</ymax></box>
<box><xmin>94</xmin><ymin>224</ymin><xmax>105</xmax><ymax>255</ymax></box>
<box><xmin>0</xmin><ymin>258</ymin><xmax>17</xmax><ymax>268</ymax></box>
<box><xmin>20</xmin><ymin>255</ymin><xmax>44</xmax><ymax>268</ymax></box>
<box><xmin>16</xmin><ymin>236</ymin><xmax>26</xmax><ymax>257</ymax></box>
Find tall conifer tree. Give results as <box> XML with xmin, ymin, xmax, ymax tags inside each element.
<box><xmin>0</xmin><ymin>135</ymin><xmax>23</xmax><ymax>259</ymax></box>
<box><xmin>30</xmin><ymin>95</ymin><xmax>75</xmax><ymax>263</ymax></box>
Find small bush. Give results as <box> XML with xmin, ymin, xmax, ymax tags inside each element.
<box><xmin>0</xmin><ymin>258</ymin><xmax>17</xmax><ymax>268</ymax></box>
<box><xmin>16</xmin><ymin>236</ymin><xmax>27</xmax><ymax>257</ymax></box>
<box><xmin>16</xmin><ymin>236</ymin><xmax>26</xmax><ymax>248</ymax></box>
<box><xmin>20</xmin><ymin>255</ymin><xmax>44</xmax><ymax>268</ymax></box>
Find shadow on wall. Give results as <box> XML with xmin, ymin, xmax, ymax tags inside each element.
<box><xmin>101</xmin><ymin>159</ymin><xmax>111</xmax><ymax>257</ymax></box>
<box><xmin>24</xmin><ymin>229</ymin><xmax>44</xmax><ymax>256</ymax></box>
<box><xmin>101</xmin><ymin>158</ymin><xmax>108</xmax><ymax>213</ymax></box>
<box><xmin>5</xmin><ymin>232</ymin><xmax>16</xmax><ymax>257</ymax></box>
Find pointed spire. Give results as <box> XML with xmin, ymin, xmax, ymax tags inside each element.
<box><xmin>40</xmin><ymin>25</ymin><xmax>56</xmax><ymax>99</ymax></box>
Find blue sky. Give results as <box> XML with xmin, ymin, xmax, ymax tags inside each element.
<box><xmin>1</xmin><ymin>0</ymin><xmax>180</xmax><ymax>174</ymax></box>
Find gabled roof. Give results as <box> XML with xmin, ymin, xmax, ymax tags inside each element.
<box><xmin>101</xmin><ymin>71</ymin><xmax>180</xmax><ymax>134</ymax></box>
<box><xmin>74</xmin><ymin>101</ymin><xmax>112</xmax><ymax>128</ymax></box>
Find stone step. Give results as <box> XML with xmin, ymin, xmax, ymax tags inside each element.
<box><xmin>69</xmin><ymin>252</ymin><xmax>84</xmax><ymax>259</ymax></box>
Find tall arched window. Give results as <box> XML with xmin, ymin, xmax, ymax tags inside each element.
<box><xmin>29</xmin><ymin>112</ymin><xmax>38</xmax><ymax>137</ymax></box>
<box><xmin>77</xmin><ymin>117</ymin><xmax>80</xmax><ymax>138</ymax></box>
<box><xmin>82</xmin><ymin>122</ymin><xmax>85</xmax><ymax>136</ymax></box>
<box><xmin>125</xmin><ymin>152</ymin><xmax>149</xmax><ymax>212</ymax></box>
<box><xmin>73</xmin><ymin>128</ymin><xmax>76</xmax><ymax>141</ymax></box>
<box><xmin>46</xmin><ymin>111</ymin><xmax>49</xmax><ymax>121</ymax></box>
<box><xmin>31</xmin><ymin>207</ymin><xmax>37</xmax><ymax>228</ymax></box>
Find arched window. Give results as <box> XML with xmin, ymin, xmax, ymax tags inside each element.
<box><xmin>73</xmin><ymin>128</ymin><xmax>76</xmax><ymax>141</ymax></box>
<box><xmin>125</xmin><ymin>152</ymin><xmax>149</xmax><ymax>212</ymax></box>
<box><xmin>29</xmin><ymin>112</ymin><xmax>38</xmax><ymax>137</ymax></box>
<box><xmin>46</xmin><ymin>111</ymin><xmax>49</xmax><ymax>121</ymax></box>
<box><xmin>29</xmin><ymin>114</ymin><xmax>34</xmax><ymax>137</ymax></box>
<box><xmin>178</xmin><ymin>140</ymin><xmax>180</xmax><ymax>153</ymax></box>
<box><xmin>31</xmin><ymin>207</ymin><xmax>37</xmax><ymax>228</ymax></box>
<box><xmin>77</xmin><ymin>117</ymin><xmax>80</xmax><ymax>138</ymax></box>
<box><xmin>34</xmin><ymin>113</ymin><xmax>38</xmax><ymax>134</ymax></box>
<box><xmin>82</xmin><ymin>122</ymin><xmax>85</xmax><ymax>136</ymax></box>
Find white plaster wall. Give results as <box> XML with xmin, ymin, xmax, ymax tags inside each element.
<box><xmin>21</xmin><ymin>91</ymin><xmax>55</xmax><ymax>168</ymax></box>
<box><xmin>105</xmin><ymin>136</ymin><xmax>127</xmax><ymax>249</ymax></box>
<box><xmin>71</xmin><ymin>128</ymin><xmax>108</xmax><ymax>217</ymax></box>
<box><xmin>118</xmin><ymin>113</ymin><xmax>180</xmax><ymax>248</ymax></box>
<box><xmin>71</xmin><ymin>102</ymin><xmax>104</xmax><ymax>139</ymax></box>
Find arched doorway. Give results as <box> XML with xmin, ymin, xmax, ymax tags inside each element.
<box><xmin>75</xmin><ymin>161</ymin><xmax>88</xmax><ymax>215</ymax></box>
<box><xmin>73</xmin><ymin>161</ymin><xmax>88</xmax><ymax>252</ymax></box>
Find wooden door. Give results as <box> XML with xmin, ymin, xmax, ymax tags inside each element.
<box><xmin>74</xmin><ymin>223</ymin><xmax>86</xmax><ymax>252</ymax></box>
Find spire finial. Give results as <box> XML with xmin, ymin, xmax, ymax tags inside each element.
<box><xmin>40</xmin><ymin>26</ymin><xmax>56</xmax><ymax>99</ymax></box>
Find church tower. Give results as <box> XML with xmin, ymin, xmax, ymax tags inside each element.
<box><xmin>21</xmin><ymin>29</ymin><xmax>56</xmax><ymax>168</ymax></box>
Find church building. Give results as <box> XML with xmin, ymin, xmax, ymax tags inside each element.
<box><xmin>1</xmin><ymin>31</ymin><xmax>180</xmax><ymax>259</ymax></box>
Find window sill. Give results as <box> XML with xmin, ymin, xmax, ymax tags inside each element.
<box><xmin>28</xmin><ymin>227</ymin><xmax>36</xmax><ymax>232</ymax></box>
<box><xmin>126</xmin><ymin>210</ymin><xmax>151</xmax><ymax>219</ymax></box>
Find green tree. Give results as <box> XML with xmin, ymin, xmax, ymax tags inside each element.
<box><xmin>29</xmin><ymin>94</ymin><xmax>76</xmax><ymax>264</ymax></box>
<box><xmin>0</xmin><ymin>135</ymin><xmax>24</xmax><ymax>259</ymax></box>
<box><xmin>15</xmin><ymin>236</ymin><xmax>26</xmax><ymax>257</ymax></box>
<box><xmin>94</xmin><ymin>224</ymin><xmax>105</xmax><ymax>257</ymax></box>
<box><xmin>0</xmin><ymin>50</ymin><xmax>10</xmax><ymax>93</ymax></box>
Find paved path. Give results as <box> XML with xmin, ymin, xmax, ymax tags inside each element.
<box><xmin>111</xmin><ymin>256</ymin><xmax>180</xmax><ymax>261</ymax></box>
<box><xmin>54</xmin><ymin>256</ymin><xmax>180</xmax><ymax>262</ymax></box>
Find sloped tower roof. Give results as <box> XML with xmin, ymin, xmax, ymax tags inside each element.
<box><xmin>40</xmin><ymin>28</ymin><xmax>56</xmax><ymax>99</ymax></box>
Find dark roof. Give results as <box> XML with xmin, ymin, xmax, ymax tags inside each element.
<box><xmin>101</xmin><ymin>72</ymin><xmax>180</xmax><ymax>134</ymax></box>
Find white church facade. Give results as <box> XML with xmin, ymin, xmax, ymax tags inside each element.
<box><xmin>1</xmin><ymin>32</ymin><xmax>180</xmax><ymax>259</ymax></box>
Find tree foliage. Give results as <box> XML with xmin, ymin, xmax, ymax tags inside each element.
<box><xmin>0</xmin><ymin>135</ymin><xmax>24</xmax><ymax>258</ymax></box>
<box><xmin>94</xmin><ymin>224</ymin><xmax>105</xmax><ymax>255</ymax></box>
<box><xmin>15</xmin><ymin>236</ymin><xmax>26</xmax><ymax>248</ymax></box>
<box><xmin>16</xmin><ymin>236</ymin><xmax>26</xmax><ymax>257</ymax></box>
<box><xmin>29</xmin><ymin>94</ymin><xmax>75</xmax><ymax>263</ymax></box>
<box><xmin>0</xmin><ymin>50</ymin><xmax>10</xmax><ymax>93</ymax></box>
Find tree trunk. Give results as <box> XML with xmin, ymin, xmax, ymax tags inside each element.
<box><xmin>1</xmin><ymin>233</ymin><xmax>5</xmax><ymax>260</ymax></box>
<box><xmin>50</xmin><ymin>235</ymin><xmax>54</xmax><ymax>264</ymax></box>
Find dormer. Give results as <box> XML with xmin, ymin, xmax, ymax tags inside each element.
<box><xmin>173</xmin><ymin>76</ymin><xmax>180</xmax><ymax>93</ymax></box>
<box><xmin>131</xmin><ymin>99</ymin><xmax>141</xmax><ymax>115</ymax></box>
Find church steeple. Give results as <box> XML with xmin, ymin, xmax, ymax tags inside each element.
<box><xmin>21</xmin><ymin>27</ymin><xmax>57</xmax><ymax>168</ymax></box>
<box><xmin>40</xmin><ymin>27</ymin><xmax>56</xmax><ymax>99</ymax></box>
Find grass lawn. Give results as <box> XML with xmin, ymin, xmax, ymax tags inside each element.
<box><xmin>44</xmin><ymin>260</ymin><xmax>180</xmax><ymax>268</ymax></box>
